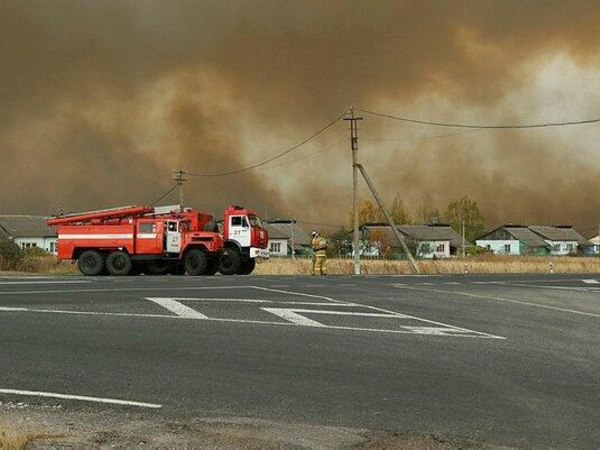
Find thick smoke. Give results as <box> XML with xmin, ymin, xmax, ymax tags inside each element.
<box><xmin>2</xmin><ymin>1</ymin><xmax>600</xmax><ymax>232</ymax></box>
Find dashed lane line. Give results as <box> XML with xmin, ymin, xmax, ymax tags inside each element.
<box><xmin>0</xmin><ymin>388</ymin><xmax>162</xmax><ymax>409</ymax></box>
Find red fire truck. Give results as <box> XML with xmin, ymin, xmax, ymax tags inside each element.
<box><xmin>47</xmin><ymin>204</ymin><xmax>269</xmax><ymax>276</ymax></box>
<box><xmin>47</xmin><ymin>205</ymin><xmax>224</xmax><ymax>276</ymax></box>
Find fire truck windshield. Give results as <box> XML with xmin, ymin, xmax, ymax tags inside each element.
<box><xmin>248</xmin><ymin>215</ymin><xmax>262</xmax><ymax>228</ymax></box>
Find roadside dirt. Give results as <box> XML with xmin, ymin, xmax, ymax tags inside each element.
<box><xmin>0</xmin><ymin>402</ymin><xmax>514</xmax><ymax>450</ymax></box>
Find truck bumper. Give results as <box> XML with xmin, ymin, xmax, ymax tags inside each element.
<box><xmin>250</xmin><ymin>247</ymin><xmax>270</xmax><ymax>259</ymax></box>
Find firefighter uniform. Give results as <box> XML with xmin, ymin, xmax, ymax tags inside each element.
<box><xmin>311</xmin><ymin>234</ymin><xmax>328</xmax><ymax>275</ymax></box>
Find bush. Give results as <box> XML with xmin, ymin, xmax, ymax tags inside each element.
<box><xmin>24</xmin><ymin>246</ymin><xmax>50</xmax><ymax>257</ymax></box>
<box><xmin>0</xmin><ymin>238</ymin><xmax>24</xmax><ymax>270</ymax></box>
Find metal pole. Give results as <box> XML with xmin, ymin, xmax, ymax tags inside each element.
<box><xmin>462</xmin><ymin>218</ymin><xmax>466</xmax><ymax>257</ymax></box>
<box><xmin>356</xmin><ymin>163</ymin><xmax>420</xmax><ymax>274</ymax></box>
<box><xmin>291</xmin><ymin>219</ymin><xmax>295</xmax><ymax>259</ymax></box>
<box><xmin>344</xmin><ymin>109</ymin><xmax>363</xmax><ymax>275</ymax></box>
<box><xmin>172</xmin><ymin>170</ymin><xmax>188</xmax><ymax>211</ymax></box>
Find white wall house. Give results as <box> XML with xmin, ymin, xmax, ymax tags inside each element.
<box><xmin>416</xmin><ymin>240</ymin><xmax>451</xmax><ymax>259</ymax></box>
<box><xmin>361</xmin><ymin>224</ymin><xmax>468</xmax><ymax>259</ymax></box>
<box><xmin>264</xmin><ymin>220</ymin><xmax>312</xmax><ymax>257</ymax></box>
<box><xmin>476</xmin><ymin>225</ymin><xmax>590</xmax><ymax>256</ymax></box>
<box><xmin>0</xmin><ymin>216</ymin><xmax>58</xmax><ymax>255</ymax></box>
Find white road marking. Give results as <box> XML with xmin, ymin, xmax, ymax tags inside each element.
<box><xmin>261</xmin><ymin>308</ymin><xmax>325</xmax><ymax>327</ymax></box>
<box><xmin>145</xmin><ymin>298</ymin><xmax>208</xmax><ymax>319</ymax></box>
<box><xmin>0</xmin><ymin>285</ymin><xmax>503</xmax><ymax>338</ymax></box>
<box><xmin>157</xmin><ymin>298</ymin><xmax>358</xmax><ymax>306</ymax></box>
<box><xmin>253</xmin><ymin>286</ymin><xmax>346</xmax><ymax>304</ymax></box>
<box><xmin>394</xmin><ymin>284</ymin><xmax>600</xmax><ymax>319</ymax></box>
<box><xmin>264</xmin><ymin>308</ymin><xmax>411</xmax><ymax>319</ymax></box>
<box><xmin>0</xmin><ymin>303</ymin><xmax>502</xmax><ymax>339</ymax></box>
<box><xmin>0</xmin><ymin>281</ymin><xmax>90</xmax><ymax>286</ymax></box>
<box><xmin>582</xmin><ymin>279</ymin><xmax>600</xmax><ymax>284</ymax></box>
<box><xmin>0</xmin><ymin>388</ymin><xmax>161</xmax><ymax>409</ymax></box>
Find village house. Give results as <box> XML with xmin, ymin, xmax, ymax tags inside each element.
<box><xmin>0</xmin><ymin>215</ymin><xmax>58</xmax><ymax>254</ymax></box>
<box><xmin>476</xmin><ymin>224</ymin><xmax>592</xmax><ymax>256</ymax></box>
<box><xmin>360</xmin><ymin>223</ymin><xmax>469</xmax><ymax>259</ymax></box>
<box><xmin>264</xmin><ymin>219</ymin><xmax>312</xmax><ymax>257</ymax></box>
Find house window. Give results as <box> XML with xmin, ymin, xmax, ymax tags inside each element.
<box><xmin>553</xmin><ymin>244</ymin><xmax>561</xmax><ymax>252</ymax></box>
<box><xmin>566</xmin><ymin>243</ymin><xmax>574</xmax><ymax>252</ymax></box>
<box><xmin>435</xmin><ymin>244</ymin><xmax>445</xmax><ymax>253</ymax></box>
<box><xmin>49</xmin><ymin>242</ymin><xmax>56</xmax><ymax>253</ymax></box>
<box><xmin>270</xmin><ymin>242</ymin><xmax>281</xmax><ymax>253</ymax></box>
<box><xmin>504</xmin><ymin>244</ymin><xmax>511</xmax><ymax>253</ymax></box>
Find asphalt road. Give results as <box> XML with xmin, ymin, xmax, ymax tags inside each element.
<box><xmin>1</xmin><ymin>273</ymin><xmax>599</xmax><ymax>449</ymax></box>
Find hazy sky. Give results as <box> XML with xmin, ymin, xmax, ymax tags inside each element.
<box><xmin>2</xmin><ymin>1</ymin><xmax>600</xmax><ymax>233</ymax></box>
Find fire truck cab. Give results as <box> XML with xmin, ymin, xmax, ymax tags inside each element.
<box><xmin>219</xmin><ymin>205</ymin><xmax>269</xmax><ymax>275</ymax></box>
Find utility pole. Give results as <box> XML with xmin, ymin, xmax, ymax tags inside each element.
<box><xmin>172</xmin><ymin>170</ymin><xmax>188</xmax><ymax>211</ymax></box>
<box><xmin>462</xmin><ymin>218</ymin><xmax>466</xmax><ymax>257</ymax></box>
<box><xmin>290</xmin><ymin>218</ymin><xmax>296</xmax><ymax>260</ymax></box>
<box><xmin>344</xmin><ymin>108</ymin><xmax>363</xmax><ymax>275</ymax></box>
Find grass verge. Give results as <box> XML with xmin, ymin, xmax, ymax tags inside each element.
<box><xmin>2</xmin><ymin>255</ymin><xmax>600</xmax><ymax>276</ymax></box>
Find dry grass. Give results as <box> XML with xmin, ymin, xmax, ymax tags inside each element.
<box><xmin>3</xmin><ymin>255</ymin><xmax>600</xmax><ymax>276</ymax></box>
<box><xmin>255</xmin><ymin>255</ymin><xmax>600</xmax><ymax>275</ymax></box>
<box><xmin>0</xmin><ymin>428</ymin><xmax>63</xmax><ymax>450</ymax></box>
<box><xmin>0</xmin><ymin>256</ymin><xmax>78</xmax><ymax>276</ymax></box>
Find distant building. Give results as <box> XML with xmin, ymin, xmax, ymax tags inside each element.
<box><xmin>589</xmin><ymin>235</ymin><xmax>600</xmax><ymax>255</ymax></box>
<box><xmin>361</xmin><ymin>223</ymin><xmax>469</xmax><ymax>259</ymax></box>
<box><xmin>476</xmin><ymin>225</ymin><xmax>551</xmax><ymax>255</ymax></box>
<box><xmin>476</xmin><ymin>224</ymin><xmax>592</xmax><ymax>256</ymax></box>
<box><xmin>0</xmin><ymin>216</ymin><xmax>58</xmax><ymax>254</ymax></box>
<box><xmin>264</xmin><ymin>219</ymin><xmax>312</xmax><ymax>256</ymax></box>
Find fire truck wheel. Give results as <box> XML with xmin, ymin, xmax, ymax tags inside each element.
<box><xmin>183</xmin><ymin>249</ymin><xmax>208</xmax><ymax>276</ymax></box>
<box><xmin>219</xmin><ymin>248</ymin><xmax>242</xmax><ymax>275</ymax></box>
<box><xmin>237</xmin><ymin>258</ymin><xmax>256</xmax><ymax>275</ymax></box>
<box><xmin>106</xmin><ymin>251</ymin><xmax>133</xmax><ymax>276</ymax></box>
<box><xmin>77</xmin><ymin>250</ymin><xmax>105</xmax><ymax>276</ymax></box>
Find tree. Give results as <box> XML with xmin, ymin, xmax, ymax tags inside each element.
<box><xmin>389</xmin><ymin>196</ymin><xmax>412</xmax><ymax>225</ymax></box>
<box><xmin>353</xmin><ymin>198</ymin><xmax>384</xmax><ymax>226</ymax></box>
<box><xmin>0</xmin><ymin>238</ymin><xmax>24</xmax><ymax>271</ymax></box>
<box><xmin>422</xmin><ymin>206</ymin><xmax>441</xmax><ymax>224</ymax></box>
<box><xmin>445</xmin><ymin>197</ymin><xmax>485</xmax><ymax>243</ymax></box>
<box><xmin>326</xmin><ymin>227</ymin><xmax>353</xmax><ymax>257</ymax></box>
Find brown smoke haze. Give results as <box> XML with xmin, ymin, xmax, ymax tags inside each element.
<box><xmin>2</xmin><ymin>1</ymin><xmax>600</xmax><ymax>232</ymax></box>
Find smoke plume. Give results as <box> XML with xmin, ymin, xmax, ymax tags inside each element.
<box><xmin>2</xmin><ymin>1</ymin><xmax>600</xmax><ymax>233</ymax></box>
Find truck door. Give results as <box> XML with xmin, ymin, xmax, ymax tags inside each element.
<box><xmin>230</xmin><ymin>215</ymin><xmax>251</xmax><ymax>247</ymax></box>
<box><xmin>166</xmin><ymin>221</ymin><xmax>181</xmax><ymax>253</ymax></box>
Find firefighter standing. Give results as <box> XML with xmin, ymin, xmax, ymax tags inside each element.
<box><xmin>311</xmin><ymin>230</ymin><xmax>328</xmax><ymax>275</ymax></box>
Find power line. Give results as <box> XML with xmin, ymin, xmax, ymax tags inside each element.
<box><xmin>297</xmin><ymin>220</ymin><xmax>347</xmax><ymax>228</ymax></box>
<box><xmin>363</xmin><ymin>129</ymin><xmax>480</xmax><ymax>141</ymax></box>
<box><xmin>356</xmin><ymin>108</ymin><xmax>600</xmax><ymax>129</ymax></box>
<box><xmin>186</xmin><ymin>111</ymin><xmax>346</xmax><ymax>178</ymax></box>
<box><xmin>150</xmin><ymin>183</ymin><xmax>179</xmax><ymax>206</ymax></box>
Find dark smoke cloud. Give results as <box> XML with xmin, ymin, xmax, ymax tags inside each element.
<box><xmin>2</xmin><ymin>0</ymin><xmax>600</xmax><ymax>232</ymax></box>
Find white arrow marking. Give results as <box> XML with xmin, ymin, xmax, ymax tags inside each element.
<box><xmin>261</xmin><ymin>308</ymin><xmax>325</xmax><ymax>327</ymax></box>
<box><xmin>145</xmin><ymin>298</ymin><xmax>208</xmax><ymax>319</ymax></box>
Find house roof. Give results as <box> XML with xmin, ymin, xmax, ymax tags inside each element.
<box><xmin>362</xmin><ymin>223</ymin><xmax>470</xmax><ymax>248</ymax></box>
<box><xmin>264</xmin><ymin>221</ymin><xmax>311</xmax><ymax>246</ymax></box>
<box><xmin>529</xmin><ymin>225</ymin><xmax>591</xmax><ymax>246</ymax></box>
<box><xmin>503</xmin><ymin>226</ymin><xmax>550</xmax><ymax>249</ymax></box>
<box><xmin>0</xmin><ymin>216</ymin><xmax>57</xmax><ymax>238</ymax></box>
